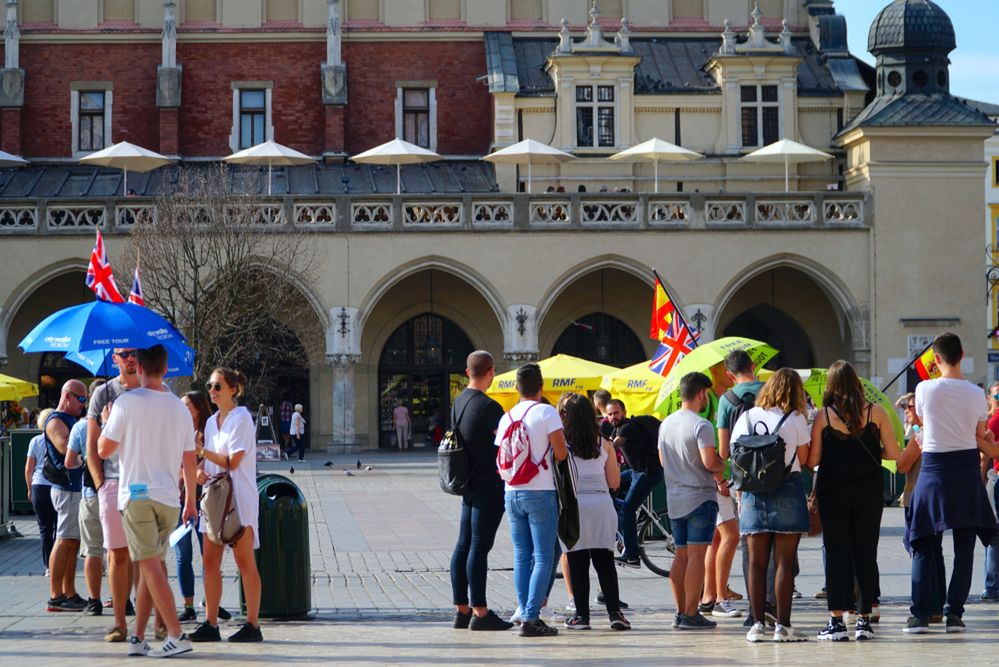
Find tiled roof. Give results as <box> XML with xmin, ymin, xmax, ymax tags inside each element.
<box><xmin>841</xmin><ymin>94</ymin><xmax>995</xmax><ymax>134</ymax></box>
<box><xmin>507</xmin><ymin>38</ymin><xmax>845</xmax><ymax>97</ymax></box>
<box><xmin>868</xmin><ymin>0</ymin><xmax>955</xmax><ymax>54</ymax></box>
<box><xmin>959</xmin><ymin>97</ymin><xmax>999</xmax><ymax>119</ymax></box>
<box><xmin>0</xmin><ymin>161</ymin><xmax>500</xmax><ymax>198</ymax></box>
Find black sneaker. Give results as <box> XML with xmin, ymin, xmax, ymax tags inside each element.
<box><xmin>85</xmin><ymin>597</ymin><xmax>103</xmax><ymax>616</ymax></box>
<box><xmin>125</xmin><ymin>599</ymin><xmax>135</xmax><ymax>616</ymax></box>
<box><xmin>613</xmin><ymin>556</ymin><xmax>641</xmax><ymax>569</ymax></box>
<box><xmin>66</xmin><ymin>594</ymin><xmax>87</xmax><ymax>608</ymax></box>
<box><xmin>595</xmin><ymin>591</ymin><xmax>629</xmax><ymax>609</ymax></box>
<box><xmin>743</xmin><ymin>612</ymin><xmax>756</xmax><ymax>629</ymax></box>
<box><xmin>609</xmin><ymin>610</ymin><xmax>631</xmax><ymax>631</ymax></box>
<box><xmin>945</xmin><ymin>614</ymin><xmax>966</xmax><ymax>634</ymax></box>
<box><xmin>519</xmin><ymin>619</ymin><xmax>558</xmax><ymax>637</ymax></box>
<box><xmin>188</xmin><ymin>621</ymin><xmax>221</xmax><ymax>642</ymax></box>
<box><xmin>764</xmin><ymin>603</ymin><xmax>778</xmax><ymax>627</ymax></box>
<box><xmin>817</xmin><ymin>617</ymin><xmax>849</xmax><ymax>642</ymax></box>
<box><xmin>856</xmin><ymin>617</ymin><xmax>875</xmax><ymax>640</ymax></box>
<box><xmin>228</xmin><ymin>622</ymin><xmax>263</xmax><ymax>643</ymax></box>
<box><xmin>903</xmin><ymin>616</ymin><xmax>930</xmax><ymax>634</ymax></box>
<box><xmin>672</xmin><ymin>613</ymin><xmax>682</xmax><ymax>629</ymax></box>
<box><xmin>46</xmin><ymin>596</ymin><xmax>68</xmax><ymax>612</ymax></box>
<box><xmin>453</xmin><ymin>610</ymin><xmax>472</xmax><ymax>629</ymax></box>
<box><xmin>468</xmin><ymin>610</ymin><xmax>514</xmax><ymax>631</ymax></box>
<box><xmin>217</xmin><ymin>606</ymin><xmax>232</xmax><ymax>621</ymax></box>
<box><xmin>564</xmin><ymin>615</ymin><xmax>591</xmax><ymax>630</ymax></box>
<box><xmin>678</xmin><ymin>613</ymin><xmax>718</xmax><ymax>630</ymax></box>
<box><xmin>698</xmin><ymin>601</ymin><xmax>715</xmax><ymax>615</ymax></box>
<box><xmin>178</xmin><ymin>606</ymin><xmax>197</xmax><ymax>623</ymax></box>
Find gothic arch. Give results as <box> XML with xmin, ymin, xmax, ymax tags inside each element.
<box><xmin>0</xmin><ymin>259</ymin><xmax>89</xmax><ymax>360</ymax></box>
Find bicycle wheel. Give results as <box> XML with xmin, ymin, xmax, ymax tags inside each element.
<box><xmin>638</xmin><ymin>509</ymin><xmax>676</xmax><ymax>577</ymax></box>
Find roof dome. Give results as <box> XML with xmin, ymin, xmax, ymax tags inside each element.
<box><xmin>868</xmin><ymin>0</ymin><xmax>956</xmax><ymax>54</ymax></box>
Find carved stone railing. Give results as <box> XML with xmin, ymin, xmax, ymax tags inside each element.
<box><xmin>0</xmin><ymin>192</ymin><xmax>870</xmax><ymax>234</ymax></box>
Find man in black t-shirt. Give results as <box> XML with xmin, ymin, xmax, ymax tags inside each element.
<box><xmin>605</xmin><ymin>400</ymin><xmax>664</xmax><ymax>568</ymax></box>
<box><xmin>449</xmin><ymin>350</ymin><xmax>513</xmax><ymax>632</ymax></box>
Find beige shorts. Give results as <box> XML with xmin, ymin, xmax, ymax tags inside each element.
<box><xmin>78</xmin><ymin>495</ymin><xmax>104</xmax><ymax>558</ymax></box>
<box><xmin>122</xmin><ymin>499</ymin><xmax>177</xmax><ymax>562</ymax></box>
<box><xmin>716</xmin><ymin>490</ymin><xmax>738</xmax><ymax>526</ymax></box>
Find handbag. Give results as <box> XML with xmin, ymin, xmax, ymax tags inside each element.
<box><xmin>200</xmin><ymin>457</ymin><xmax>245</xmax><ymax>545</ymax></box>
<box><xmin>730</xmin><ymin>411</ymin><xmax>793</xmax><ymax>494</ymax></box>
<box><xmin>553</xmin><ymin>453</ymin><xmax>580</xmax><ymax>550</ymax></box>
<box><xmin>438</xmin><ymin>396</ymin><xmax>475</xmax><ymax>496</ymax></box>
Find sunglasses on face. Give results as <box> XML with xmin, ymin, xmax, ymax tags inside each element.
<box><xmin>206</xmin><ymin>382</ymin><xmax>224</xmax><ymax>392</ymax></box>
<box><xmin>69</xmin><ymin>392</ymin><xmax>87</xmax><ymax>404</ymax></box>
<box><xmin>115</xmin><ymin>350</ymin><xmax>137</xmax><ymax>359</ymax></box>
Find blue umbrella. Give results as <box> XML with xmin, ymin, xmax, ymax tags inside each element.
<box><xmin>19</xmin><ymin>301</ymin><xmax>187</xmax><ymax>354</ymax></box>
<box><xmin>65</xmin><ymin>339</ymin><xmax>195</xmax><ymax>378</ymax></box>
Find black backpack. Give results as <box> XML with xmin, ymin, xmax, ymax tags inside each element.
<box><xmin>438</xmin><ymin>396</ymin><xmax>475</xmax><ymax>496</ymax></box>
<box><xmin>723</xmin><ymin>389</ymin><xmax>757</xmax><ymax>430</ymax></box>
<box><xmin>730</xmin><ymin>411</ymin><xmax>792</xmax><ymax>494</ymax></box>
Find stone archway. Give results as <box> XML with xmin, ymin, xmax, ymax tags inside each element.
<box><xmin>715</xmin><ymin>266</ymin><xmax>853</xmax><ymax>369</ymax></box>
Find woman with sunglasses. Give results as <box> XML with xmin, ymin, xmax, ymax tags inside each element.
<box><xmin>188</xmin><ymin>368</ymin><xmax>263</xmax><ymax>644</ymax></box>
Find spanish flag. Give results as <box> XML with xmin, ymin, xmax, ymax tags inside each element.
<box><xmin>914</xmin><ymin>347</ymin><xmax>940</xmax><ymax>381</ymax></box>
<box><xmin>650</xmin><ymin>277</ymin><xmax>675</xmax><ymax>342</ymax></box>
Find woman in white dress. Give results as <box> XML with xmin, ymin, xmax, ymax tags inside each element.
<box><xmin>189</xmin><ymin>367</ymin><xmax>263</xmax><ymax>644</ymax></box>
<box><xmin>557</xmin><ymin>393</ymin><xmax>630</xmax><ymax>631</ymax></box>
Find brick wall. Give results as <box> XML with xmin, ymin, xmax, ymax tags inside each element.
<box><xmin>9</xmin><ymin>39</ymin><xmax>492</xmax><ymax>158</ymax></box>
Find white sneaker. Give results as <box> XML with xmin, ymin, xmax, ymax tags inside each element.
<box><xmin>712</xmin><ymin>599</ymin><xmax>742</xmax><ymax>618</ymax></box>
<box><xmin>540</xmin><ymin>607</ymin><xmax>565</xmax><ymax>623</ymax></box>
<box><xmin>565</xmin><ymin>599</ymin><xmax>576</xmax><ymax>613</ymax></box>
<box><xmin>746</xmin><ymin>622</ymin><xmax>767</xmax><ymax>642</ymax></box>
<box><xmin>127</xmin><ymin>636</ymin><xmax>149</xmax><ymax>657</ymax></box>
<box><xmin>509</xmin><ymin>607</ymin><xmax>524</xmax><ymax>625</ymax></box>
<box><xmin>773</xmin><ymin>624</ymin><xmax>808</xmax><ymax>642</ymax></box>
<box><xmin>148</xmin><ymin>634</ymin><xmax>192</xmax><ymax>658</ymax></box>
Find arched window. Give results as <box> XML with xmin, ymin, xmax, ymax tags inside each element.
<box><xmin>378</xmin><ymin>313</ymin><xmax>474</xmax><ymax>447</ymax></box>
<box><xmin>552</xmin><ymin>313</ymin><xmax>645</xmax><ymax>367</ymax></box>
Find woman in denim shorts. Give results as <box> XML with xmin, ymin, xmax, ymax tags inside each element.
<box><xmin>730</xmin><ymin>369</ymin><xmax>812</xmax><ymax>643</ymax></box>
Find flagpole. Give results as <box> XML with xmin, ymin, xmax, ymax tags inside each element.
<box><xmin>652</xmin><ymin>267</ymin><xmax>700</xmax><ymax>348</ymax></box>
<box><xmin>881</xmin><ymin>340</ymin><xmax>934</xmax><ymax>394</ymax></box>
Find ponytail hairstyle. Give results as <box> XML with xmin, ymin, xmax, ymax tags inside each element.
<box><xmin>211</xmin><ymin>367</ymin><xmax>247</xmax><ymax>402</ymax></box>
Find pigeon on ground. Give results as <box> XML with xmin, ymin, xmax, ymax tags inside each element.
<box><xmin>289</xmin><ymin>467</ymin><xmax>295</xmax><ymax>474</ymax></box>
<box><xmin>324</xmin><ymin>461</ymin><xmax>334</xmax><ymax>468</ymax></box>
<box><xmin>356</xmin><ymin>459</ymin><xmax>362</xmax><ymax>470</ymax></box>
<box><xmin>365</xmin><ymin>466</ymin><xmax>373</xmax><ymax>471</ymax></box>
<box><xmin>344</xmin><ymin>470</ymin><xmax>354</xmax><ymax>477</ymax></box>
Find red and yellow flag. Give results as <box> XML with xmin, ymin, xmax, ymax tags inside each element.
<box><xmin>914</xmin><ymin>347</ymin><xmax>940</xmax><ymax>381</ymax></box>
<box><xmin>650</xmin><ymin>278</ymin><xmax>675</xmax><ymax>342</ymax></box>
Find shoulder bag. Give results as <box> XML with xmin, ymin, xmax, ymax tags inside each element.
<box><xmin>438</xmin><ymin>396</ymin><xmax>476</xmax><ymax>496</ymax></box>
<box><xmin>553</xmin><ymin>452</ymin><xmax>580</xmax><ymax>550</ymax></box>
<box><xmin>200</xmin><ymin>456</ymin><xmax>245</xmax><ymax>545</ymax></box>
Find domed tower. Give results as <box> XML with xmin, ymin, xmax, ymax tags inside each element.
<box><xmin>868</xmin><ymin>0</ymin><xmax>955</xmax><ymax>98</ymax></box>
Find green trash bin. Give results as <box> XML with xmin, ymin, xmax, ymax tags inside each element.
<box><xmin>239</xmin><ymin>474</ymin><xmax>311</xmax><ymax>619</ymax></box>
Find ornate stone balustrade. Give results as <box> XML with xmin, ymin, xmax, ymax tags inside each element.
<box><xmin>0</xmin><ymin>192</ymin><xmax>870</xmax><ymax>234</ymax></box>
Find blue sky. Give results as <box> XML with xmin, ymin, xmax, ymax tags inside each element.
<box><xmin>834</xmin><ymin>0</ymin><xmax>999</xmax><ymax>103</ymax></box>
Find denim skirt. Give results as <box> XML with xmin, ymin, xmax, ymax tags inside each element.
<box><xmin>738</xmin><ymin>472</ymin><xmax>809</xmax><ymax>536</ymax></box>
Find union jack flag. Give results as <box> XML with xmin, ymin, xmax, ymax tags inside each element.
<box><xmin>85</xmin><ymin>230</ymin><xmax>125</xmax><ymax>303</ymax></box>
<box><xmin>649</xmin><ymin>317</ymin><xmax>696</xmax><ymax>378</ymax></box>
<box><xmin>128</xmin><ymin>264</ymin><xmax>144</xmax><ymax>306</ymax></box>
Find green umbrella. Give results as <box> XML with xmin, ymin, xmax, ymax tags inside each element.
<box><xmin>654</xmin><ymin>337</ymin><xmax>778</xmax><ymax>416</ymax></box>
<box><xmin>760</xmin><ymin>368</ymin><xmax>905</xmax><ymax>449</ymax></box>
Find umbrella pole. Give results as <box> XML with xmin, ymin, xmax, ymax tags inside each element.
<box><xmin>785</xmin><ymin>155</ymin><xmax>790</xmax><ymax>193</ymax></box>
<box><xmin>397</xmin><ymin>164</ymin><xmax>401</xmax><ymax>195</ymax></box>
<box><xmin>268</xmin><ymin>160</ymin><xmax>273</xmax><ymax>196</ymax></box>
<box><xmin>527</xmin><ymin>162</ymin><xmax>532</xmax><ymax>195</ymax></box>
<box><xmin>123</xmin><ymin>169</ymin><xmax>128</xmax><ymax>197</ymax></box>
<box><xmin>654</xmin><ymin>158</ymin><xmax>659</xmax><ymax>194</ymax></box>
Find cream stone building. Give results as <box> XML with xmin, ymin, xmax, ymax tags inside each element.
<box><xmin>0</xmin><ymin>0</ymin><xmax>994</xmax><ymax>450</ymax></box>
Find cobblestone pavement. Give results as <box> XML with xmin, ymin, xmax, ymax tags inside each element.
<box><xmin>2</xmin><ymin>451</ymin><xmax>999</xmax><ymax>665</ymax></box>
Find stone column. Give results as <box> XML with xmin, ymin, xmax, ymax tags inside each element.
<box><xmin>327</xmin><ymin>305</ymin><xmax>361</xmax><ymax>451</ymax></box>
<box><xmin>156</xmin><ymin>0</ymin><xmax>182</xmax><ymax>155</ymax></box>
<box><xmin>848</xmin><ymin>304</ymin><xmax>871</xmax><ymax>378</ymax></box>
<box><xmin>0</xmin><ymin>1</ymin><xmax>25</xmax><ymax>154</ymax></box>
<box><xmin>321</xmin><ymin>0</ymin><xmax>347</xmax><ymax>156</ymax></box>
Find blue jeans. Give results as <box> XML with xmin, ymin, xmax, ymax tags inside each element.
<box><xmin>175</xmin><ymin>511</ymin><xmax>204</xmax><ymax>599</ymax></box>
<box><xmin>505</xmin><ymin>490</ymin><xmax>558</xmax><ymax>622</ymax></box>
<box><xmin>984</xmin><ymin>482</ymin><xmax>999</xmax><ymax>598</ymax></box>
<box><xmin>617</xmin><ymin>468</ymin><xmax>663</xmax><ymax>560</ymax></box>
<box><xmin>450</xmin><ymin>486</ymin><xmax>505</xmax><ymax>608</ymax></box>
<box><xmin>286</xmin><ymin>434</ymin><xmax>307</xmax><ymax>460</ymax></box>
<box><xmin>911</xmin><ymin>528</ymin><xmax>976</xmax><ymax>619</ymax></box>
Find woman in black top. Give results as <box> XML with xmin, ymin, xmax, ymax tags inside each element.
<box><xmin>806</xmin><ymin>361</ymin><xmax>901</xmax><ymax>642</ymax></box>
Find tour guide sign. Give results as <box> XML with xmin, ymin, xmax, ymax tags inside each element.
<box><xmin>486</xmin><ymin>354</ymin><xmax>617</xmax><ymax>411</ymax></box>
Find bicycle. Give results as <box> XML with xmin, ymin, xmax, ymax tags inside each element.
<box><xmin>614</xmin><ymin>494</ymin><xmax>676</xmax><ymax>577</ymax></box>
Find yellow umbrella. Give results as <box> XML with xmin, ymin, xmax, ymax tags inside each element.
<box><xmin>488</xmin><ymin>354</ymin><xmax>618</xmax><ymax>411</ymax></box>
<box><xmin>600</xmin><ymin>362</ymin><xmax>666</xmax><ymax>418</ymax></box>
<box><xmin>0</xmin><ymin>373</ymin><xmax>38</xmax><ymax>401</ymax></box>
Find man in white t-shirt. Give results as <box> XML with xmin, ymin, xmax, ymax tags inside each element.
<box><xmin>99</xmin><ymin>345</ymin><xmax>197</xmax><ymax>658</ymax></box>
<box><xmin>494</xmin><ymin>363</ymin><xmax>568</xmax><ymax>638</ymax></box>
<box><xmin>905</xmin><ymin>333</ymin><xmax>999</xmax><ymax>635</ymax></box>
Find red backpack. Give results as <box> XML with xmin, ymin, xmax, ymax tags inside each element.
<box><xmin>497</xmin><ymin>402</ymin><xmax>550</xmax><ymax>485</ymax></box>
